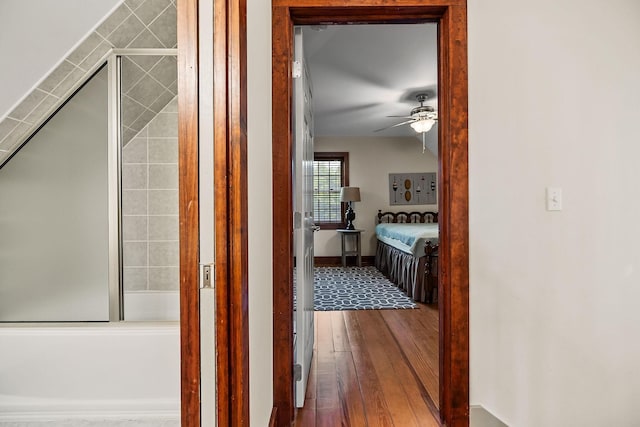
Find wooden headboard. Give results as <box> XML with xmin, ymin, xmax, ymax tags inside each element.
<box><xmin>376</xmin><ymin>210</ymin><xmax>438</xmax><ymax>224</ymax></box>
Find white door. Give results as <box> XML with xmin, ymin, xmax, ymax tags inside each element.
<box><xmin>293</xmin><ymin>26</ymin><xmax>315</xmax><ymax>408</ymax></box>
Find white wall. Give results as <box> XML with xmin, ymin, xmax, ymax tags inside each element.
<box><xmin>314</xmin><ymin>136</ymin><xmax>438</xmax><ymax>256</ymax></box>
<box><xmin>246</xmin><ymin>0</ymin><xmax>640</xmax><ymax>426</ymax></box>
<box><xmin>0</xmin><ymin>0</ymin><xmax>123</xmax><ymax>120</ymax></box>
<box><xmin>468</xmin><ymin>0</ymin><xmax>640</xmax><ymax>425</ymax></box>
<box><xmin>247</xmin><ymin>0</ymin><xmax>274</xmax><ymax>424</ymax></box>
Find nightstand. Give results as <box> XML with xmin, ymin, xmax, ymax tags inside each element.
<box><xmin>336</xmin><ymin>229</ymin><xmax>363</xmax><ymax>267</ymax></box>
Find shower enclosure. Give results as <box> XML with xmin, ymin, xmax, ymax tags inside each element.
<box><xmin>0</xmin><ymin>50</ymin><xmax>178</xmax><ymax>322</ymax></box>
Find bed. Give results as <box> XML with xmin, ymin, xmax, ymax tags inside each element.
<box><xmin>374</xmin><ymin>210</ymin><xmax>439</xmax><ymax>303</ymax></box>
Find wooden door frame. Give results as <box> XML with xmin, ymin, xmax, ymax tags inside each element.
<box><xmin>178</xmin><ymin>0</ymin><xmax>249</xmax><ymax>426</ymax></box>
<box><xmin>177</xmin><ymin>0</ymin><xmax>201</xmax><ymax>425</ymax></box>
<box><xmin>272</xmin><ymin>1</ymin><xmax>469</xmax><ymax>427</ymax></box>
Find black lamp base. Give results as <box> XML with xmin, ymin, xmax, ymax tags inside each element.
<box><xmin>345</xmin><ymin>205</ymin><xmax>356</xmax><ymax>230</ymax></box>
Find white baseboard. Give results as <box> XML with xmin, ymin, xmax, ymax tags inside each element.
<box><xmin>470</xmin><ymin>405</ymin><xmax>508</xmax><ymax>427</ymax></box>
<box><xmin>0</xmin><ymin>396</ymin><xmax>179</xmax><ymax>424</ymax></box>
<box><xmin>0</xmin><ymin>417</ymin><xmax>178</xmax><ymax>427</ymax></box>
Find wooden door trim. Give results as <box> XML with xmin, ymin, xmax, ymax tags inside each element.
<box><xmin>177</xmin><ymin>0</ymin><xmax>201</xmax><ymax>425</ymax></box>
<box><xmin>213</xmin><ymin>0</ymin><xmax>250</xmax><ymax>425</ymax></box>
<box><xmin>272</xmin><ymin>2</ymin><xmax>469</xmax><ymax>427</ymax></box>
<box><xmin>179</xmin><ymin>0</ymin><xmax>250</xmax><ymax>425</ymax></box>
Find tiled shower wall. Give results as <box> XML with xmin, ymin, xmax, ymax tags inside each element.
<box><xmin>0</xmin><ymin>0</ymin><xmax>177</xmax><ymax>165</ymax></box>
<box><xmin>122</xmin><ymin>96</ymin><xmax>178</xmax><ymax>292</ymax></box>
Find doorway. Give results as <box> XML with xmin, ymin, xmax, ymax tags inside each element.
<box><xmin>298</xmin><ymin>20</ymin><xmax>440</xmax><ymax>414</ymax></box>
<box><xmin>272</xmin><ymin>3</ymin><xmax>469</xmax><ymax>427</ymax></box>
<box><xmin>176</xmin><ymin>1</ymin><xmax>468</xmax><ymax>425</ymax></box>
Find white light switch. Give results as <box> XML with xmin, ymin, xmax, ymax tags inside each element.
<box><xmin>546</xmin><ymin>187</ymin><xmax>562</xmax><ymax>211</ymax></box>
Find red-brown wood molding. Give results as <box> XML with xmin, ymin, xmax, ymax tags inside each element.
<box><xmin>177</xmin><ymin>0</ymin><xmax>201</xmax><ymax>425</ymax></box>
<box><xmin>272</xmin><ymin>2</ymin><xmax>469</xmax><ymax>427</ymax></box>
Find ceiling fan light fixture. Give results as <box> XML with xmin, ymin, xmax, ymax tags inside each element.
<box><xmin>410</xmin><ymin>119</ymin><xmax>435</xmax><ymax>133</ymax></box>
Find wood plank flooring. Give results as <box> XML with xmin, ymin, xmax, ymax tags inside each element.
<box><xmin>294</xmin><ymin>304</ymin><xmax>440</xmax><ymax>427</ymax></box>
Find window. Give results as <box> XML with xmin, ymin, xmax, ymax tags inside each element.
<box><xmin>313</xmin><ymin>152</ymin><xmax>349</xmax><ymax>229</ymax></box>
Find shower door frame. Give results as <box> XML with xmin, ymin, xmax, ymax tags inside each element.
<box><xmin>107</xmin><ymin>48</ymin><xmax>179</xmax><ymax>322</ymax></box>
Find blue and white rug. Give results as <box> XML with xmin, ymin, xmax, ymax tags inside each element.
<box><xmin>312</xmin><ymin>266</ymin><xmax>416</xmax><ymax>311</ymax></box>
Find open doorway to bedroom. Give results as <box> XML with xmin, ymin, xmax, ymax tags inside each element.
<box><xmin>271</xmin><ymin>3</ymin><xmax>469</xmax><ymax>427</ymax></box>
<box><xmin>295</xmin><ymin>22</ymin><xmax>441</xmax><ymax>422</ymax></box>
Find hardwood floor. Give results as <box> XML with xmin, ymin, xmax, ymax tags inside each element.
<box><xmin>294</xmin><ymin>305</ymin><xmax>440</xmax><ymax>426</ymax></box>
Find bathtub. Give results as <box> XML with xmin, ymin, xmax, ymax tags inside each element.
<box><xmin>0</xmin><ymin>322</ymin><xmax>180</xmax><ymax>425</ymax></box>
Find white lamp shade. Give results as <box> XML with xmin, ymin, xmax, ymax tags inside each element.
<box><xmin>340</xmin><ymin>187</ymin><xmax>361</xmax><ymax>202</ymax></box>
<box><xmin>410</xmin><ymin>119</ymin><xmax>436</xmax><ymax>133</ymax></box>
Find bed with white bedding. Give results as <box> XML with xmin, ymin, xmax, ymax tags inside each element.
<box><xmin>374</xmin><ymin>210</ymin><xmax>439</xmax><ymax>303</ymax></box>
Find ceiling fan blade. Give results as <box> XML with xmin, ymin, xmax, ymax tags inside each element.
<box><xmin>374</xmin><ymin>119</ymin><xmax>416</xmax><ymax>133</ymax></box>
<box><xmin>386</xmin><ymin>115</ymin><xmax>414</xmax><ymax>119</ymax></box>
<box><xmin>323</xmin><ymin>102</ymin><xmax>381</xmax><ymax>116</ymax></box>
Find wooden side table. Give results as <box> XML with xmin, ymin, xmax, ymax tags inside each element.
<box><xmin>336</xmin><ymin>229</ymin><xmax>363</xmax><ymax>267</ymax></box>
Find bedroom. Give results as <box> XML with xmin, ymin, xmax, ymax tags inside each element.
<box><xmin>293</xmin><ymin>22</ymin><xmax>444</xmax><ymax>421</ymax></box>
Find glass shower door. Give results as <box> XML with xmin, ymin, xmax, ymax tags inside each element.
<box><xmin>119</xmin><ymin>54</ymin><xmax>179</xmax><ymax>321</ymax></box>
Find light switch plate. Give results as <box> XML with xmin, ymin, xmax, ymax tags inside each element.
<box><xmin>546</xmin><ymin>187</ymin><xmax>562</xmax><ymax>211</ymax></box>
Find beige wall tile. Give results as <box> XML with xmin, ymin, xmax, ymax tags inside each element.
<box><xmin>67</xmin><ymin>32</ymin><xmax>104</xmax><ymax>67</ymax></box>
<box><xmin>148</xmin><ymin>5</ymin><xmax>177</xmax><ymax>48</ymax></box>
<box><xmin>122</xmin><ymin>190</ymin><xmax>147</xmax><ymax>215</ymax></box>
<box><xmin>125</xmin><ymin>0</ymin><xmax>146</xmax><ymax>10</ymax></box>
<box><xmin>128</xmin><ymin>29</ymin><xmax>165</xmax><ymax>49</ymax></box>
<box><xmin>149</xmin><ymin>215</ymin><xmax>178</xmax><ymax>241</ymax></box>
<box><xmin>96</xmin><ymin>3</ymin><xmax>132</xmax><ymax>38</ymax></box>
<box><xmin>123</xmin><ymin>215</ymin><xmax>148</xmax><ymax>241</ymax></box>
<box><xmin>9</xmin><ymin>90</ymin><xmax>47</xmax><ymax>121</ymax></box>
<box><xmin>130</xmin><ymin>55</ymin><xmax>163</xmax><ymax>72</ymax></box>
<box><xmin>123</xmin><ymin>241</ymin><xmax>148</xmax><ymax>266</ymax></box>
<box><xmin>148</xmin><ymin>112</ymin><xmax>177</xmax><ymax>137</ymax></box>
<box><xmin>38</xmin><ymin>60</ymin><xmax>76</xmax><ymax>94</ymax></box>
<box><xmin>163</xmin><ymin>97</ymin><xmax>178</xmax><ymax>113</ymax></box>
<box><xmin>148</xmin><ymin>190</ymin><xmax>178</xmax><ymax>215</ymax></box>
<box><xmin>121</xmin><ymin>59</ymin><xmax>146</xmax><ymax>93</ymax></box>
<box><xmin>149</xmin><ymin>241</ymin><xmax>178</xmax><ymax>266</ymax></box>
<box><xmin>149</xmin><ymin>138</ymin><xmax>177</xmax><ymax>163</ymax></box>
<box><xmin>0</xmin><ymin>118</ymin><xmax>20</xmax><ymax>143</ymax></box>
<box><xmin>78</xmin><ymin>41</ymin><xmax>112</xmax><ymax>71</ymax></box>
<box><xmin>121</xmin><ymin>95</ymin><xmax>147</xmax><ymax>128</ymax></box>
<box><xmin>149</xmin><ymin>164</ymin><xmax>178</xmax><ymax>189</ymax></box>
<box><xmin>148</xmin><ymin>267</ymin><xmax>179</xmax><ymax>290</ymax></box>
<box><xmin>123</xmin><ymin>137</ymin><xmax>147</xmax><ymax>163</ymax></box>
<box><xmin>123</xmin><ymin>267</ymin><xmax>148</xmax><ymax>291</ymax></box>
<box><xmin>0</xmin><ymin>122</ymin><xmax>31</xmax><ymax>152</ymax></box>
<box><xmin>107</xmin><ymin>14</ymin><xmax>145</xmax><ymax>47</ymax></box>
<box><xmin>148</xmin><ymin>90</ymin><xmax>175</xmax><ymax>114</ymax></box>
<box><xmin>149</xmin><ymin>56</ymin><xmax>177</xmax><ymax>88</ymax></box>
<box><xmin>130</xmin><ymin>109</ymin><xmax>157</xmax><ymax>133</ymax></box>
<box><xmin>123</xmin><ymin>127</ymin><xmax>140</xmax><ymax>145</ymax></box>
<box><xmin>24</xmin><ymin>95</ymin><xmax>60</xmax><ymax>125</ymax></box>
<box><xmin>122</xmin><ymin>164</ymin><xmax>147</xmax><ymax>189</ymax></box>
<box><xmin>52</xmin><ymin>65</ymin><xmax>86</xmax><ymax>98</ymax></box>
<box><xmin>128</xmin><ymin>75</ymin><xmax>165</xmax><ymax>108</ymax></box>
<box><xmin>133</xmin><ymin>0</ymin><xmax>172</xmax><ymax>25</ymax></box>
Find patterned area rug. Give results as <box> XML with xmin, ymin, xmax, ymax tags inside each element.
<box><xmin>313</xmin><ymin>266</ymin><xmax>416</xmax><ymax>311</ymax></box>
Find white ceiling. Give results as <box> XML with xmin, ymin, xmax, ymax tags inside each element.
<box><xmin>0</xmin><ymin>0</ymin><xmax>122</xmax><ymax>120</ymax></box>
<box><xmin>303</xmin><ymin>23</ymin><xmax>438</xmax><ymax>140</ymax></box>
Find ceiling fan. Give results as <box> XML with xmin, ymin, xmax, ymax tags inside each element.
<box><xmin>375</xmin><ymin>93</ymin><xmax>438</xmax><ymax>152</ymax></box>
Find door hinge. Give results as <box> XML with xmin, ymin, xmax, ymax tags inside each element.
<box><xmin>292</xmin><ymin>61</ymin><xmax>302</xmax><ymax>79</ymax></box>
<box><xmin>201</xmin><ymin>263</ymin><xmax>214</xmax><ymax>289</ymax></box>
<box><xmin>294</xmin><ymin>364</ymin><xmax>302</xmax><ymax>381</ymax></box>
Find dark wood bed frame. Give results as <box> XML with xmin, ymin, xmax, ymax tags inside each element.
<box><xmin>376</xmin><ymin>210</ymin><xmax>439</xmax><ymax>303</ymax></box>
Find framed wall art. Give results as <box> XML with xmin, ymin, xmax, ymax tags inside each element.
<box><xmin>389</xmin><ymin>172</ymin><xmax>436</xmax><ymax>205</ymax></box>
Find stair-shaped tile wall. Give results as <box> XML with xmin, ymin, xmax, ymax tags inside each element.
<box><xmin>0</xmin><ymin>0</ymin><xmax>177</xmax><ymax>166</ymax></box>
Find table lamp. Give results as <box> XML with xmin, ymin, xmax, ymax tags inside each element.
<box><xmin>340</xmin><ymin>187</ymin><xmax>361</xmax><ymax>230</ymax></box>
